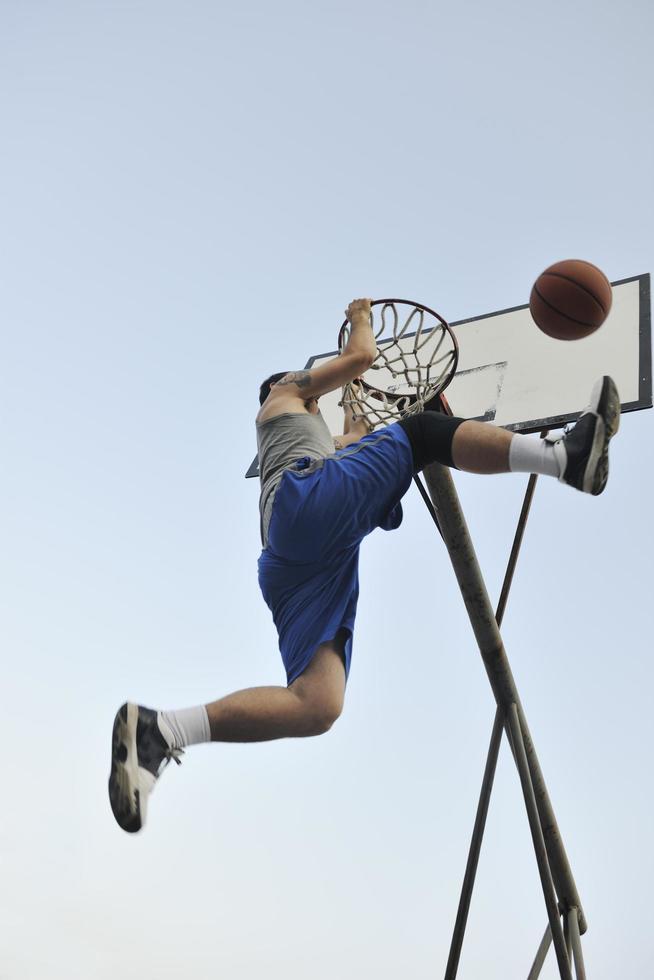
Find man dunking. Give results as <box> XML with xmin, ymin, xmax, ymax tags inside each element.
<box><xmin>109</xmin><ymin>297</ymin><xmax>620</xmax><ymax>832</ymax></box>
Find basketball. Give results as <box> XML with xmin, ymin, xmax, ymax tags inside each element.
<box><xmin>529</xmin><ymin>259</ymin><xmax>612</xmax><ymax>340</ymax></box>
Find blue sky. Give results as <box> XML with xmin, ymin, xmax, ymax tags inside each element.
<box><xmin>2</xmin><ymin>2</ymin><xmax>652</xmax><ymax>978</ymax></box>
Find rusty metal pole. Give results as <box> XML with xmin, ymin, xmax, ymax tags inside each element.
<box><xmin>442</xmin><ymin>471</ymin><xmax>541</xmax><ymax>980</ymax></box>
<box><xmin>421</xmin><ymin>461</ymin><xmax>586</xmax><ymax>938</ymax></box>
<box><xmin>507</xmin><ymin>703</ymin><xmax>573</xmax><ymax>980</ymax></box>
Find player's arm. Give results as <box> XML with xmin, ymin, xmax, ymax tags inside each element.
<box><xmin>267</xmin><ymin>299</ymin><xmax>377</xmax><ymax>404</ymax></box>
<box><xmin>333</xmin><ymin>382</ymin><xmax>372</xmax><ymax>449</ymax></box>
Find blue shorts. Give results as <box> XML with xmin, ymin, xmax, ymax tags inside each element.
<box><xmin>257</xmin><ymin>423</ymin><xmax>414</xmax><ymax>685</ymax></box>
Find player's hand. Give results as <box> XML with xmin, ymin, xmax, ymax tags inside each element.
<box><xmin>343</xmin><ymin>379</ymin><xmax>371</xmax><ymax>426</ymax></box>
<box><xmin>345</xmin><ymin>298</ymin><xmax>372</xmax><ymax>322</ymax></box>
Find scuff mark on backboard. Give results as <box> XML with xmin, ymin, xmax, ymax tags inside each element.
<box><xmin>447</xmin><ymin>361</ymin><xmax>508</xmax><ymax>423</ymax></box>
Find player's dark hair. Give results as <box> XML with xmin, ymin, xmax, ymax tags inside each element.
<box><xmin>259</xmin><ymin>372</ymin><xmax>290</xmax><ymax>406</ymax></box>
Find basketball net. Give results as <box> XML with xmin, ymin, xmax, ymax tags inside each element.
<box><xmin>338</xmin><ymin>299</ymin><xmax>459</xmax><ymax>429</ymax></box>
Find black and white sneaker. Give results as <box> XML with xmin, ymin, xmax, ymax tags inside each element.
<box><xmin>549</xmin><ymin>376</ymin><xmax>620</xmax><ymax>495</ymax></box>
<box><xmin>108</xmin><ymin>702</ymin><xmax>183</xmax><ymax>833</ymax></box>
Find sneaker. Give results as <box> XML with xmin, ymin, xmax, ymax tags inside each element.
<box><xmin>108</xmin><ymin>702</ymin><xmax>183</xmax><ymax>833</ymax></box>
<box><xmin>550</xmin><ymin>376</ymin><xmax>620</xmax><ymax>495</ymax></box>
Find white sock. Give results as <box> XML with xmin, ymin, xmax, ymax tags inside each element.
<box><xmin>508</xmin><ymin>434</ymin><xmax>562</xmax><ymax>478</ymax></box>
<box><xmin>158</xmin><ymin>705</ymin><xmax>211</xmax><ymax>749</ymax></box>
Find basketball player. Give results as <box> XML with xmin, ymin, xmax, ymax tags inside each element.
<box><xmin>109</xmin><ymin>298</ymin><xmax>620</xmax><ymax>833</ymax></box>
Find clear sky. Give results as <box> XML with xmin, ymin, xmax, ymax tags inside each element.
<box><xmin>2</xmin><ymin>2</ymin><xmax>652</xmax><ymax>978</ymax></box>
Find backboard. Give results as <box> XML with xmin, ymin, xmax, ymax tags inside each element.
<box><xmin>246</xmin><ymin>274</ymin><xmax>651</xmax><ymax>478</ymax></box>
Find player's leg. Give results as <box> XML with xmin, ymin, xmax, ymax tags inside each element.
<box><xmin>108</xmin><ymin>635</ymin><xmax>346</xmax><ymax>833</ymax></box>
<box><xmin>450</xmin><ymin>420</ymin><xmax>513</xmax><ymax>473</ymax></box>
<box><xmin>204</xmin><ymin>635</ymin><xmax>346</xmax><ymax>742</ymax></box>
<box><xmin>450</xmin><ymin>419</ymin><xmax>559</xmax><ymax>476</ymax></box>
<box><xmin>401</xmin><ymin>376</ymin><xmax>620</xmax><ymax>495</ymax></box>
<box><xmin>399</xmin><ymin>411</ymin><xmax>512</xmax><ymax>474</ymax></box>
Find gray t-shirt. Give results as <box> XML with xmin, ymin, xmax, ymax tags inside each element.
<box><xmin>257</xmin><ymin>411</ymin><xmax>335</xmax><ymax>547</ymax></box>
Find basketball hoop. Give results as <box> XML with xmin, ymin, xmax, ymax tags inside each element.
<box><xmin>337</xmin><ymin>298</ymin><xmax>459</xmax><ymax>429</ymax></box>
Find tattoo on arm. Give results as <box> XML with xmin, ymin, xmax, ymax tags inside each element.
<box><xmin>275</xmin><ymin>371</ymin><xmax>312</xmax><ymax>389</ymax></box>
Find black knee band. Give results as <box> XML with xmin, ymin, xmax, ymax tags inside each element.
<box><xmin>398</xmin><ymin>412</ymin><xmax>466</xmax><ymax>472</ymax></box>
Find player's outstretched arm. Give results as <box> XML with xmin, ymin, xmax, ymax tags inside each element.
<box><xmin>342</xmin><ymin>298</ymin><xmax>377</xmax><ymax>363</ymax></box>
<box><xmin>267</xmin><ymin>299</ymin><xmax>377</xmax><ymax>404</ymax></box>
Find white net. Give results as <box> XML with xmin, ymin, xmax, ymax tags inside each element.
<box><xmin>338</xmin><ymin>299</ymin><xmax>458</xmax><ymax>429</ymax></box>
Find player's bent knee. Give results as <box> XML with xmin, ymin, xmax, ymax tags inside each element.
<box><xmin>290</xmin><ymin>655</ymin><xmax>345</xmax><ymax>735</ymax></box>
<box><xmin>308</xmin><ymin>706</ymin><xmax>341</xmax><ymax>736</ymax></box>
<box><xmin>301</xmin><ymin>696</ymin><xmax>343</xmax><ymax>736</ymax></box>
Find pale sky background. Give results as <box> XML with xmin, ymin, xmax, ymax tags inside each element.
<box><xmin>2</xmin><ymin>2</ymin><xmax>653</xmax><ymax>979</ymax></box>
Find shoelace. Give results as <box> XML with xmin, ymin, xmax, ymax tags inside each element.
<box><xmin>163</xmin><ymin>746</ymin><xmax>184</xmax><ymax>767</ymax></box>
<box><xmin>154</xmin><ymin>745</ymin><xmax>185</xmax><ymax>777</ymax></box>
<box><xmin>544</xmin><ymin>421</ymin><xmax>572</xmax><ymax>446</ymax></box>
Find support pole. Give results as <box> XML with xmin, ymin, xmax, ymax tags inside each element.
<box><xmin>444</xmin><ymin>708</ymin><xmax>504</xmax><ymax>980</ymax></box>
<box><xmin>567</xmin><ymin>909</ymin><xmax>588</xmax><ymax>980</ymax></box>
<box><xmin>495</xmin><ymin>471</ymin><xmax>540</xmax><ymax>627</ymax></box>
<box><xmin>507</xmin><ymin>704</ymin><xmax>573</xmax><ymax>980</ymax></box>
<box><xmin>442</xmin><ymin>472</ymin><xmax>540</xmax><ymax>979</ymax></box>
<box><xmin>527</xmin><ymin>926</ymin><xmax>553</xmax><ymax>980</ymax></box>
<box><xmin>422</xmin><ymin>462</ymin><xmax>586</xmax><ymax>935</ymax></box>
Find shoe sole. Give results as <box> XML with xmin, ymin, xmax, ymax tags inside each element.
<box><xmin>108</xmin><ymin>702</ymin><xmax>143</xmax><ymax>833</ymax></box>
<box><xmin>583</xmin><ymin>376</ymin><xmax>620</xmax><ymax>495</ymax></box>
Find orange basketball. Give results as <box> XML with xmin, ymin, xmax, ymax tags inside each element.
<box><xmin>529</xmin><ymin>259</ymin><xmax>612</xmax><ymax>340</ymax></box>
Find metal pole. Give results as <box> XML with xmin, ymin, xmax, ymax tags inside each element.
<box><xmin>564</xmin><ymin>913</ymin><xmax>573</xmax><ymax>962</ymax></box>
<box><xmin>495</xmin><ymin>472</ymin><xmax>539</xmax><ymax>627</ymax></box>
<box><xmin>422</xmin><ymin>461</ymin><xmax>587</xmax><ymax>934</ymax></box>
<box><xmin>527</xmin><ymin>925</ymin><xmax>553</xmax><ymax>980</ymax></box>
<box><xmin>444</xmin><ymin>708</ymin><xmax>504</xmax><ymax>980</ymax></box>
<box><xmin>507</xmin><ymin>704</ymin><xmax>573</xmax><ymax>980</ymax></box>
<box><xmin>444</xmin><ymin>474</ymin><xmax>540</xmax><ymax>978</ymax></box>
<box><xmin>567</xmin><ymin>909</ymin><xmax>587</xmax><ymax>980</ymax></box>
<box><xmin>413</xmin><ymin>474</ymin><xmax>443</xmax><ymax>540</ymax></box>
